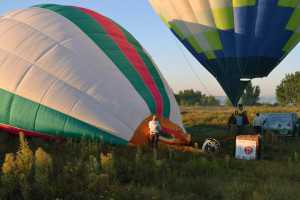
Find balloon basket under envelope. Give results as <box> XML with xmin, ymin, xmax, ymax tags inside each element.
<box><xmin>235</xmin><ymin>135</ymin><xmax>261</xmax><ymax>160</ymax></box>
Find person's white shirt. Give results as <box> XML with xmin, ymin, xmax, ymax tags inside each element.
<box><xmin>253</xmin><ymin>115</ymin><xmax>264</xmax><ymax>127</ymax></box>
<box><xmin>148</xmin><ymin>120</ymin><xmax>161</xmax><ymax>135</ymax></box>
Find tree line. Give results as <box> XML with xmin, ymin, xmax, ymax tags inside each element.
<box><xmin>175</xmin><ymin>83</ymin><xmax>261</xmax><ymax>106</ymax></box>
<box><xmin>175</xmin><ymin>89</ymin><xmax>220</xmax><ymax>106</ymax></box>
<box><xmin>175</xmin><ymin>71</ymin><xmax>300</xmax><ymax>106</ymax></box>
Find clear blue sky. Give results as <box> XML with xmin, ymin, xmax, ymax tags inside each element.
<box><xmin>1</xmin><ymin>0</ymin><xmax>299</xmax><ymax>97</ymax></box>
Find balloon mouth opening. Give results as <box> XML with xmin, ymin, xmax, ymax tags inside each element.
<box><xmin>130</xmin><ymin>115</ymin><xmax>190</xmax><ymax>146</ymax></box>
<box><xmin>240</xmin><ymin>78</ymin><xmax>251</xmax><ymax>82</ymax></box>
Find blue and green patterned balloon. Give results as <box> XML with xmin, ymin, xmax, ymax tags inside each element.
<box><xmin>150</xmin><ymin>0</ymin><xmax>300</xmax><ymax>105</ymax></box>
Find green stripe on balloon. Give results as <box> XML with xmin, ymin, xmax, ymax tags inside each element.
<box><xmin>286</xmin><ymin>9</ymin><xmax>300</xmax><ymax>31</ymax></box>
<box><xmin>187</xmin><ymin>35</ymin><xmax>203</xmax><ymax>53</ymax></box>
<box><xmin>106</xmin><ymin>23</ymin><xmax>171</xmax><ymax>118</ymax></box>
<box><xmin>118</xmin><ymin>27</ymin><xmax>171</xmax><ymax>117</ymax></box>
<box><xmin>170</xmin><ymin>23</ymin><xmax>185</xmax><ymax>39</ymax></box>
<box><xmin>36</xmin><ymin>4</ymin><xmax>157</xmax><ymax>114</ymax></box>
<box><xmin>203</xmin><ymin>31</ymin><xmax>223</xmax><ymax>50</ymax></box>
<box><xmin>278</xmin><ymin>0</ymin><xmax>300</xmax><ymax>8</ymax></box>
<box><xmin>78</xmin><ymin>7</ymin><xmax>164</xmax><ymax>116</ymax></box>
<box><xmin>0</xmin><ymin>88</ymin><xmax>127</xmax><ymax>144</ymax></box>
<box><xmin>233</xmin><ymin>0</ymin><xmax>256</xmax><ymax>7</ymax></box>
<box><xmin>204</xmin><ymin>51</ymin><xmax>217</xmax><ymax>60</ymax></box>
<box><xmin>283</xmin><ymin>32</ymin><xmax>300</xmax><ymax>52</ymax></box>
<box><xmin>211</xmin><ymin>7</ymin><xmax>234</xmax><ymax>30</ymax></box>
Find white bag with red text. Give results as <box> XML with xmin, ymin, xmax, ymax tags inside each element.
<box><xmin>235</xmin><ymin>138</ymin><xmax>258</xmax><ymax>160</ymax></box>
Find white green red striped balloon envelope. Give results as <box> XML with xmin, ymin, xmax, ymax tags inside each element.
<box><xmin>0</xmin><ymin>4</ymin><xmax>189</xmax><ymax>145</ymax></box>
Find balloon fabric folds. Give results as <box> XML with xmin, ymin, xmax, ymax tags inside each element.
<box><xmin>150</xmin><ymin>0</ymin><xmax>300</xmax><ymax>105</ymax></box>
<box><xmin>0</xmin><ymin>4</ymin><xmax>190</xmax><ymax>145</ymax></box>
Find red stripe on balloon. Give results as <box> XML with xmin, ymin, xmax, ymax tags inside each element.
<box><xmin>78</xmin><ymin>7</ymin><xmax>163</xmax><ymax>116</ymax></box>
<box><xmin>0</xmin><ymin>123</ymin><xmax>64</xmax><ymax>142</ymax></box>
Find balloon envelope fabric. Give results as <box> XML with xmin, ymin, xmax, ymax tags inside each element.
<box><xmin>0</xmin><ymin>4</ymin><xmax>189</xmax><ymax>145</ymax></box>
<box><xmin>150</xmin><ymin>0</ymin><xmax>300</xmax><ymax>105</ymax></box>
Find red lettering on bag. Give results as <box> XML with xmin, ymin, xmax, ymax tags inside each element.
<box><xmin>244</xmin><ymin>146</ymin><xmax>253</xmax><ymax>155</ymax></box>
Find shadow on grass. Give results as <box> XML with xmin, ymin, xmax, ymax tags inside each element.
<box><xmin>186</xmin><ymin>124</ymin><xmax>235</xmax><ymax>141</ymax></box>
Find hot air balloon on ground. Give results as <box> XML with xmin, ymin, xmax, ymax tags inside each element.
<box><xmin>0</xmin><ymin>4</ymin><xmax>190</xmax><ymax>145</ymax></box>
<box><xmin>150</xmin><ymin>0</ymin><xmax>300</xmax><ymax>105</ymax></box>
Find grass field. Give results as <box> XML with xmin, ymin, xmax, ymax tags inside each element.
<box><xmin>0</xmin><ymin>106</ymin><xmax>300</xmax><ymax>199</ymax></box>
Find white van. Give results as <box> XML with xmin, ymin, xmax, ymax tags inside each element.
<box><xmin>261</xmin><ymin>113</ymin><xmax>299</xmax><ymax>136</ymax></box>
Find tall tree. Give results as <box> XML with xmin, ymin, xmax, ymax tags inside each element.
<box><xmin>240</xmin><ymin>82</ymin><xmax>260</xmax><ymax>106</ymax></box>
<box><xmin>276</xmin><ymin>72</ymin><xmax>300</xmax><ymax>105</ymax></box>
